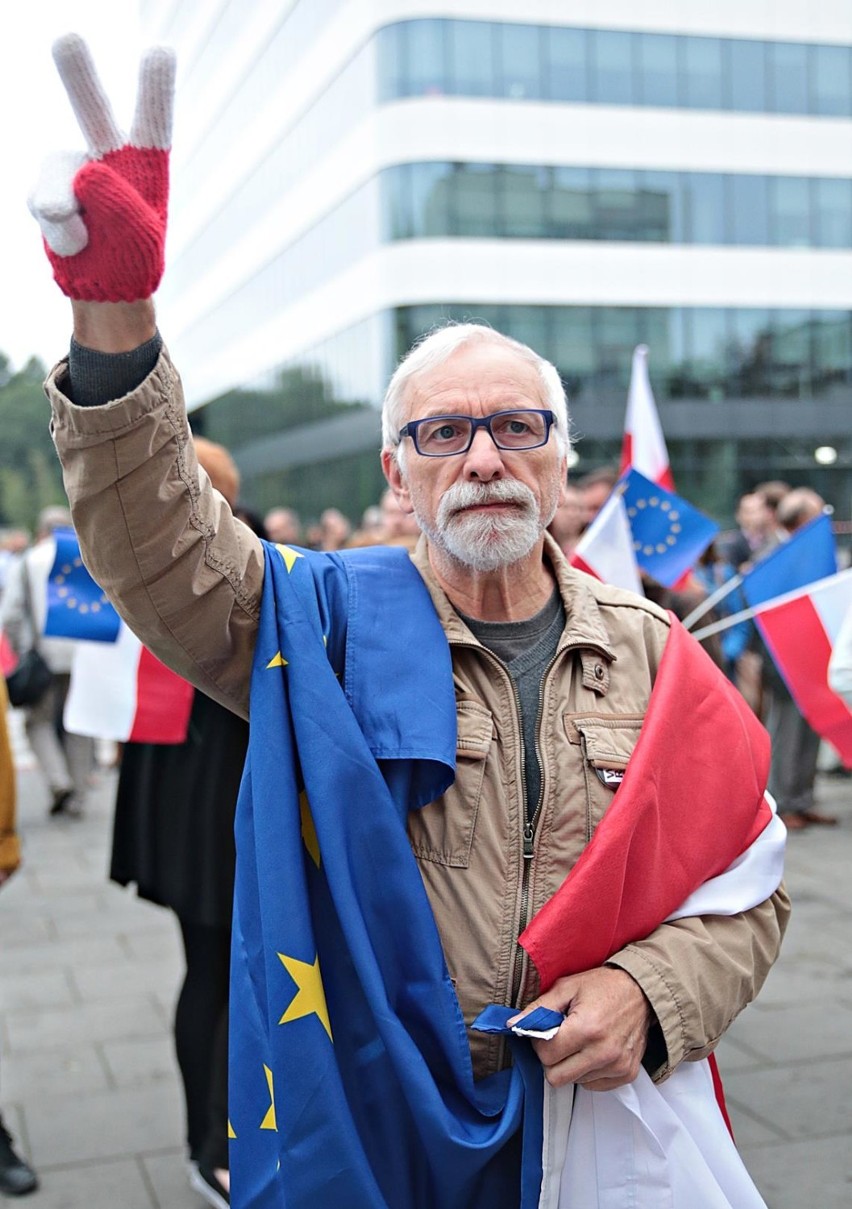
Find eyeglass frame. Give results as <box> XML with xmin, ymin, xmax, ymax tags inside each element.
<box><xmin>397</xmin><ymin>408</ymin><xmax>557</xmax><ymax>457</ymax></box>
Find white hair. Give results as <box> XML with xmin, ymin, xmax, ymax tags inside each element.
<box><xmin>381</xmin><ymin>323</ymin><xmax>571</xmax><ymax>467</ymax></box>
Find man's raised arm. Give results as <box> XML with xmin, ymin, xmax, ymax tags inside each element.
<box><xmin>31</xmin><ymin>35</ymin><xmax>263</xmax><ymax>718</ymax></box>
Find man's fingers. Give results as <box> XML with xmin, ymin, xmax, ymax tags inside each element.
<box><xmin>52</xmin><ymin>33</ymin><xmax>123</xmax><ymax>158</ymax></box>
<box><xmin>28</xmin><ymin>151</ymin><xmax>89</xmax><ymax>256</ymax></box>
<box><xmin>130</xmin><ymin>47</ymin><xmax>176</xmax><ymax>151</ymax></box>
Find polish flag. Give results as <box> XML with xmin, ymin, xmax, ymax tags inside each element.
<box><xmin>754</xmin><ymin>567</ymin><xmax>852</xmax><ymax>766</ymax></box>
<box><xmin>570</xmin><ymin>490</ymin><xmax>642</xmax><ymax>595</ymax></box>
<box><xmin>620</xmin><ymin>345</ymin><xmax>675</xmax><ymax>491</ymax></box>
<box><xmin>64</xmin><ymin>622</ymin><xmax>194</xmax><ymax>744</ymax></box>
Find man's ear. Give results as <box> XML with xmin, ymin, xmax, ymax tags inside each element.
<box><xmin>381</xmin><ymin>449</ymin><xmax>415</xmax><ymax>514</ymax></box>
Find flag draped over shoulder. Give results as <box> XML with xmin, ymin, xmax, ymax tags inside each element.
<box><xmin>231</xmin><ymin>544</ymin><xmax>782</xmax><ymax>1209</ymax></box>
<box><xmin>229</xmin><ymin>543</ymin><xmax>536</xmax><ymax>1209</ymax></box>
<box><xmin>520</xmin><ymin>618</ymin><xmax>773</xmax><ymax>988</ymax></box>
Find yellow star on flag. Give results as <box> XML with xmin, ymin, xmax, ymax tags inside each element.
<box><xmin>260</xmin><ymin>1064</ymin><xmax>277</xmax><ymax>1131</ymax></box>
<box><xmin>228</xmin><ymin>1120</ymin><xmax>236</xmax><ymax>1139</ymax></box>
<box><xmin>278</xmin><ymin>952</ymin><xmax>333</xmax><ymax>1040</ymax></box>
<box><xmin>276</xmin><ymin>544</ymin><xmax>303</xmax><ymax>573</ymax></box>
<box><xmin>267</xmin><ymin>651</ymin><xmax>288</xmax><ymax>669</ymax></box>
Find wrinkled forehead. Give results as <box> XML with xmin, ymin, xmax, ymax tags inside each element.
<box><xmin>402</xmin><ymin>342</ymin><xmax>545</xmax><ymax>421</ymax></box>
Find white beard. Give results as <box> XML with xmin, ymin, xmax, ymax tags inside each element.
<box><xmin>415</xmin><ymin>478</ymin><xmax>557</xmax><ymax>572</ymax></box>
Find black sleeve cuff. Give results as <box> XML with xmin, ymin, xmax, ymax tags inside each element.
<box><xmin>67</xmin><ymin>332</ymin><xmax>163</xmax><ymax>406</ymax></box>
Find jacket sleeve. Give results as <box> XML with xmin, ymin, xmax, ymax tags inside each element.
<box><xmin>606</xmin><ymin>883</ymin><xmax>791</xmax><ymax>1082</ymax></box>
<box><xmin>45</xmin><ymin>347</ymin><xmax>263</xmax><ymax>720</ymax></box>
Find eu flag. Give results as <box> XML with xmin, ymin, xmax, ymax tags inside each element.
<box><xmin>741</xmin><ymin>513</ymin><xmax>838</xmax><ymax>608</ymax></box>
<box><xmin>619</xmin><ymin>469</ymin><xmax>719</xmax><ymax>587</ymax></box>
<box><xmin>228</xmin><ymin>543</ymin><xmax>539</xmax><ymax>1209</ymax></box>
<box><xmin>44</xmin><ymin>528</ymin><xmax>120</xmax><ymax>642</ymax></box>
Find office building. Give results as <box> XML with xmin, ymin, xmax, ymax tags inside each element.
<box><xmin>143</xmin><ymin>0</ymin><xmax>852</xmax><ymax>527</ymax></box>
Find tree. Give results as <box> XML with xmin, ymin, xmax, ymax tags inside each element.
<box><xmin>0</xmin><ymin>353</ymin><xmax>66</xmax><ymax>529</ymax></box>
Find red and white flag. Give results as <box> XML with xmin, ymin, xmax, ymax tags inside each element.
<box><xmin>570</xmin><ymin>490</ymin><xmax>642</xmax><ymax>594</ymax></box>
<box><xmin>65</xmin><ymin>623</ymin><xmax>194</xmax><ymax>744</ymax></box>
<box><xmin>755</xmin><ymin>567</ymin><xmax>852</xmax><ymax>766</ymax></box>
<box><xmin>620</xmin><ymin>345</ymin><xmax>674</xmax><ymax>490</ymax></box>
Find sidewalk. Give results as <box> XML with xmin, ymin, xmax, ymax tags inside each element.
<box><xmin>2</xmin><ymin>720</ymin><xmax>852</xmax><ymax>1207</ymax></box>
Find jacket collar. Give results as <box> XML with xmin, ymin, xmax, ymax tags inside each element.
<box><xmin>410</xmin><ymin>533</ymin><xmax>617</xmax><ymax>694</ymax></box>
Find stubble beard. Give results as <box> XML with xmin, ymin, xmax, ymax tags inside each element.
<box><xmin>412</xmin><ymin>478</ymin><xmax>559</xmax><ymax>572</ymax></box>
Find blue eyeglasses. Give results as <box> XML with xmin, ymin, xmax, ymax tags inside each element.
<box><xmin>399</xmin><ymin>409</ymin><xmax>556</xmax><ymax>457</ymax></box>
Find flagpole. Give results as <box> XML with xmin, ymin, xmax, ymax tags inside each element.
<box><xmin>691</xmin><ymin>604</ymin><xmax>758</xmax><ymax>642</ymax></box>
<box><xmin>681</xmin><ymin>573</ymin><xmax>744</xmax><ymax>631</ymax></box>
<box><xmin>690</xmin><ymin>566</ymin><xmax>852</xmax><ymax>642</ymax></box>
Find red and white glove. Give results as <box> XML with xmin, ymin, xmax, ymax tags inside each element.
<box><xmin>28</xmin><ymin>33</ymin><xmax>176</xmax><ymax>303</ymax></box>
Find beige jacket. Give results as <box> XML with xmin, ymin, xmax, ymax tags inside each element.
<box><xmin>46</xmin><ymin>349</ymin><xmax>789</xmax><ymax>1081</ymax></box>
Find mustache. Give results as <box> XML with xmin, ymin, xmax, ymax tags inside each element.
<box><xmin>437</xmin><ymin>480</ymin><xmax>537</xmax><ymax>526</ymax></box>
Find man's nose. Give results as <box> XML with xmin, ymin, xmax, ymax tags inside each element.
<box><xmin>461</xmin><ymin>426</ymin><xmax>505</xmax><ymax>480</ymax></box>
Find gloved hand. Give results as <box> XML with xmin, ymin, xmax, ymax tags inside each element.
<box><xmin>28</xmin><ymin>33</ymin><xmax>176</xmax><ymax>303</ymax></box>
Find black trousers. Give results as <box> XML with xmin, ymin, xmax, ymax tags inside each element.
<box><xmin>175</xmin><ymin>918</ymin><xmax>231</xmax><ymax>1171</ymax></box>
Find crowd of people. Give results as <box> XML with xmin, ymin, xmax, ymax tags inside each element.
<box><xmin>1</xmin><ymin>462</ymin><xmax>842</xmax><ymax>1204</ymax></box>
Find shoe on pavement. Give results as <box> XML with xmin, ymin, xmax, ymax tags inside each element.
<box><xmin>0</xmin><ymin>1123</ymin><xmax>38</xmax><ymax>1196</ymax></box>
<box><xmin>800</xmin><ymin>809</ymin><xmax>838</xmax><ymax>826</ymax></box>
<box><xmin>190</xmin><ymin>1162</ymin><xmax>229</xmax><ymax>1209</ymax></box>
<box><xmin>779</xmin><ymin>812</ymin><xmax>808</xmax><ymax>831</ymax></box>
<box><xmin>49</xmin><ymin>788</ymin><xmax>72</xmax><ymax>817</ymax></box>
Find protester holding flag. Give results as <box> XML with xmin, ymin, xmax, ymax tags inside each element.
<box><xmin>0</xmin><ymin>507</ymin><xmax>94</xmax><ymax>819</ymax></box>
<box><xmin>31</xmin><ymin>35</ymin><xmax>789</xmax><ymax>1208</ymax></box>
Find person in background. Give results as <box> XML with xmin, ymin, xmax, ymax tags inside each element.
<box><xmin>0</xmin><ymin>507</ymin><xmax>95</xmax><ymax>818</ymax></box>
<box><xmin>263</xmin><ymin>506</ymin><xmax>301</xmax><ymax>547</ymax></box>
<box><xmin>574</xmin><ymin>466</ymin><xmax>619</xmax><ymax>530</ymax></box>
<box><xmin>547</xmin><ymin>483</ymin><xmax>584</xmax><ymax>557</ymax></box>
<box><xmin>0</xmin><ymin>672</ymin><xmax>39</xmax><ymax>1197</ymax></box>
<box><xmin>317</xmin><ymin>507</ymin><xmax>352</xmax><ymax>551</ymax></box>
<box><xmin>109</xmin><ymin>437</ymin><xmax>250</xmax><ymax>1208</ymax></box>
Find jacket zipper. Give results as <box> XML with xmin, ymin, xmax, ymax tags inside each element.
<box><xmin>510</xmin><ymin>647</ymin><xmax>565</xmax><ymax>1006</ymax></box>
<box><xmin>451</xmin><ymin>639</ymin><xmax>533</xmax><ymax>1008</ymax></box>
<box><xmin>450</xmin><ymin>636</ymin><xmax>602</xmax><ymax>1008</ymax></box>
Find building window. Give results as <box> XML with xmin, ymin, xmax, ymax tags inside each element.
<box><xmin>376</xmin><ymin>19</ymin><xmax>852</xmax><ymax>118</ymax></box>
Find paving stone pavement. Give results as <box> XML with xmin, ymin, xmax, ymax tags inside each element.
<box><xmin>2</xmin><ymin>710</ymin><xmax>851</xmax><ymax>1207</ymax></box>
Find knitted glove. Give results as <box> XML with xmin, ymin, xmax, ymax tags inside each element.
<box><xmin>28</xmin><ymin>34</ymin><xmax>176</xmax><ymax>302</ymax></box>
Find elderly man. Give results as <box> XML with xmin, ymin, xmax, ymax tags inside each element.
<box><xmin>32</xmin><ymin>36</ymin><xmax>787</xmax><ymax>1209</ymax></box>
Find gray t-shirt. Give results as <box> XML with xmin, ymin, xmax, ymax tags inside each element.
<box><xmin>460</xmin><ymin>589</ymin><xmax>565</xmax><ymax>819</ymax></box>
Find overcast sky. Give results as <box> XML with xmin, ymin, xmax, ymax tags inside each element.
<box><xmin>3</xmin><ymin>4</ymin><xmax>142</xmax><ymax>371</ymax></box>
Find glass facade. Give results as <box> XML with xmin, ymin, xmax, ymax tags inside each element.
<box><xmin>201</xmin><ymin>302</ymin><xmax>851</xmax><ymax>526</ymax></box>
<box><xmin>377</xmin><ymin>20</ymin><xmax>852</xmax><ymax>118</ymax></box>
<box><xmin>395</xmin><ymin>304</ymin><xmax>852</xmax><ymax>403</ymax></box>
<box><xmin>383</xmin><ymin>162</ymin><xmax>852</xmax><ymax>248</ymax></box>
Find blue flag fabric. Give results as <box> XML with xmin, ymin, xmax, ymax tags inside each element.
<box><xmin>619</xmin><ymin>469</ymin><xmax>719</xmax><ymax>587</ymax></box>
<box><xmin>229</xmin><ymin>542</ymin><xmax>543</xmax><ymax>1209</ymax></box>
<box><xmin>741</xmin><ymin>513</ymin><xmax>838</xmax><ymax>608</ymax></box>
<box><xmin>44</xmin><ymin>528</ymin><xmax>121</xmax><ymax>642</ymax></box>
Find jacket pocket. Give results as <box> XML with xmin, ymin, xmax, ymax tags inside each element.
<box><xmin>565</xmin><ymin>713</ymin><xmax>645</xmax><ymax>836</ymax></box>
<box><xmin>407</xmin><ymin>699</ymin><xmax>492</xmax><ymax>868</ymax></box>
